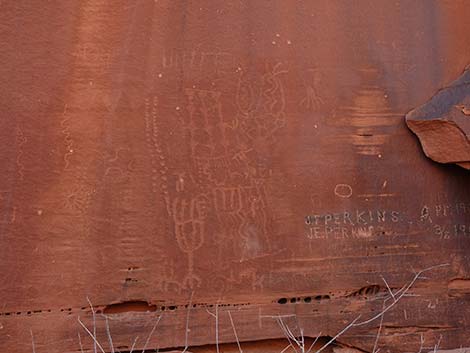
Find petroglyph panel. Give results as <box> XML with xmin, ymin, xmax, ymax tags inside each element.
<box><xmin>1</xmin><ymin>1</ymin><xmax>470</xmax><ymax>353</ymax></box>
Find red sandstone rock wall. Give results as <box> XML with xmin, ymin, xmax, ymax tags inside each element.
<box><xmin>0</xmin><ymin>1</ymin><xmax>469</xmax><ymax>352</ymax></box>
<box><xmin>406</xmin><ymin>67</ymin><xmax>470</xmax><ymax>169</ymax></box>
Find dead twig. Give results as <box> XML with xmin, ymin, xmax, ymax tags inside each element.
<box><xmin>129</xmin><ymin>336</ymin><xmax>139</xmax><ymax>353</ymax></box>
<box><xmin>433</xmin><ymin>335</ymin><xmax>442</xmax><ymax>353</ymax></box>
<box><xmin>276</xmin><ymin>315</ymin><xmax>321</xmax><ymax>353</ymax></box>
<box><xmin>315</xmin><ymin>316</ymin><xmax>361</xmax><ymax>353</ymax></box>
<box><xmin>215</xmin><ymin>304</ymin><xmax>220</xmax><ymax>353</ymax></box>
<box><xmin>228</xmin><ymin>311</ymin><xmax>243</xmax><ymax>353</ymax></box>
<box><xmin>205</xmin><ymin>305</ymin><xmax>221</xmax><ymax>353</ymax></box>
<box><xmin>313</xmin><ymin>263</ymin><xmax>449</xmax><ymax>353</ymax></box>
<box><xmin>182</xmin><ymin>292</ymin><xmax>194</xmax><ymax>353</ymax></box>
<box><xmin>416</xmin><ymin>333</ymin><xmax>425</xmax><ymax>353</ymax></box>
<box><xmin>280</xmin><ymin>343</ymin><xmax>294</xmax><ymax>353</ymax></box>
<box><xmin>305</xmin><ymin>333</ymin><xmax>322</xmax><ymax>353</ymax></box>
<box><xmin>86</xmin><ymin>297</ymin><xmax>98</xmax><ymax>353</ymax></box>
<box><xmin>77</xmin><ymin>317</ymin><xmax>107</xmax><ymax>353</ymax></box>
<box><xmin>78</xmin><ymin>332</ymin><xmax>85</xmax><ymax>353</ymax></box>
<box><xmin>103</xmin><ymin>314</ymin><xmax>115</xmax><ymax>353</ymax></box>
<box><xmin>141</xmin><ymin>314</ymin><xmax>162</xmax><ymax>353</ymax></box>
<box><xmin>30</xmin><ymin>329</ymin><xmax>36</xmax><ymax>353</ymax></box>
<box><xmin>276</xmin><ymin>316</ymin><xmax>300</xmax><ymax>353</ymax></box>
<box><xmin>355</xmin><ymin>264</ymin><xmax>449</xmax><ymax>327</ymax></box>
<box><xmin>381</xmin><ymin>275</ymin><xmax>395</xmax><ymax>302</ymax></box>
<box><xmin>372</xmin><ymin>302</ymin><xmax>385</xmax><ymax>353</ymax></box>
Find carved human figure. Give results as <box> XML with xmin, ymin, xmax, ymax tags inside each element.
<box><xmin>184</xmin><ymin>88</ymin><xmax>240</xmax><ymax>185</ymax></box>
<box><xmin>172</xmin><ymin>194</ymin><xmax>209</xmax><ymax>289</ymax></box>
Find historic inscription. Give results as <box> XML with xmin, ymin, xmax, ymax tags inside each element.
<box><xmin>434</xmin><ymin>224</ymin><xmax>470</xmax><ymax>239</ymax></box>
<box><xmin>420</xmin><ymin>202</ymin><xmax>469</xmax><ymax>222</ymax></box>
<box><xmin>305</xmin><ymin>202</ymin><xmax>469</xmax><ymax>241</ymax></box>
<box><xmin>305</xmin><ymin>209</ymin><xmax>400</xmax><ymax>226</ymax></box>
<box><xmin>424</xmin><ymin>202</ymin><xmax>470</xmax><ymax>239</ymax></box>
<box><xmin>305</xmin><ymin>209</ymin><xmax>400</xmax><ymax>240</ymax></box>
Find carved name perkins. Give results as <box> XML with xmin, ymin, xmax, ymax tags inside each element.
<box><xmin>305</xmin><ymin>209</ymin><xmax>400</xmax><ymax>240</ymax></box>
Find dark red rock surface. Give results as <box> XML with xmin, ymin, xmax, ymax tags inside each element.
<box><xmin>406</xmin><ymin>68</ymin><xmax>470</xmax><ymax>169</ymax></box>
<box><xmin>0</xmin><ymin>1</ymin><xmax>469</xmax><ymax>353</ymax></box>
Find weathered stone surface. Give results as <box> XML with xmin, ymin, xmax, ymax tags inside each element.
<box><xmin>167</xmin><ymin>338</ymin><xmax>334</xmax><ymax>353</ymax></box>
<box><xmin>0</xmin><ymin>1</ymin><xmax>469</xmax><ymax>353</ymax></box>
<box><xmin>406</xmin><ymin>68</ymin><xmax>470</xmax><ymax>169</ymax></box>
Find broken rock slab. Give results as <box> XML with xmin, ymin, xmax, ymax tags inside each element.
<box><xmin>406</xmin><ymin>67</ymin><xmax>470</xmax><ymax>169</ymax></box>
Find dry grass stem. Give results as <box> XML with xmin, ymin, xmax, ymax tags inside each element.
<box><xmin>315</xmin><ymin>316</ymin><xmax>361</xmax><ymax>353</ymax></box>
<box><xmin>86</xmin><ymin>297</ymin><xmax>98</xmax><ymax>353</ymax></box>
<box><xmin>182</xmin><ymin>292</ymin><xmax>194</xmax><ymax>353</ymax></box>
<box><xmin>305</xmin><ymin>334</ymin><xmax>322</xmax><ymax>353</ymax></box>
<box><xmin>129</xmin><ymin>336</ymin><xmax>139</xmax><ymax>353</ymax></box>
<box><xmin>77</xmin><ymin>317</ymin><xmax>107</xmax><ymax>353</ymax></box>
<box><xmin>372</xmin><ymin>303</ymin><xmax>385</xmax><ymax>353</ymax></box>
<box><xmin>78</xmin><ymin>332</ymin><xmax>85</xmax><ymax>353</ymax></box>
<box><xmin>227</xmin><ymin>310</ymin><xmax>243</xmax><ymax>353</ymax></box>
<box><xmin>314</xmin><ymin>263</ymin><xmax>449</xmax><ymax>353</ymax></box>
<box><xmin>30</xmin><ymin>329</ymin><xmax>36</xmax><ymax>353</ymax></box>
<box><xmin>141</xmin><ymin>314</ymin><xmax>162</xmax><ymax>353</ymax></box>
<box><xmin>103</xmin><ymin>314</ymin><xmax>115</xmax><ymax>353</ymax></box>
<box><xmin>355</xmin><ymin>264</ymin><xmax>449</xmax><ymax>327</ymax></box>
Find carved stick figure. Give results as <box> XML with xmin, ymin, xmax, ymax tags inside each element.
<box><xmin>172</xmin><ymin>195</ymin><xmax>208</xmax><ymax>289</ymax></box>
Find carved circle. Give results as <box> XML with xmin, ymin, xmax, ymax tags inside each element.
<box><xmin>334</xmin><ymin>184</ymin><xmax>353</xmax><ymax>198</ymax></box>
